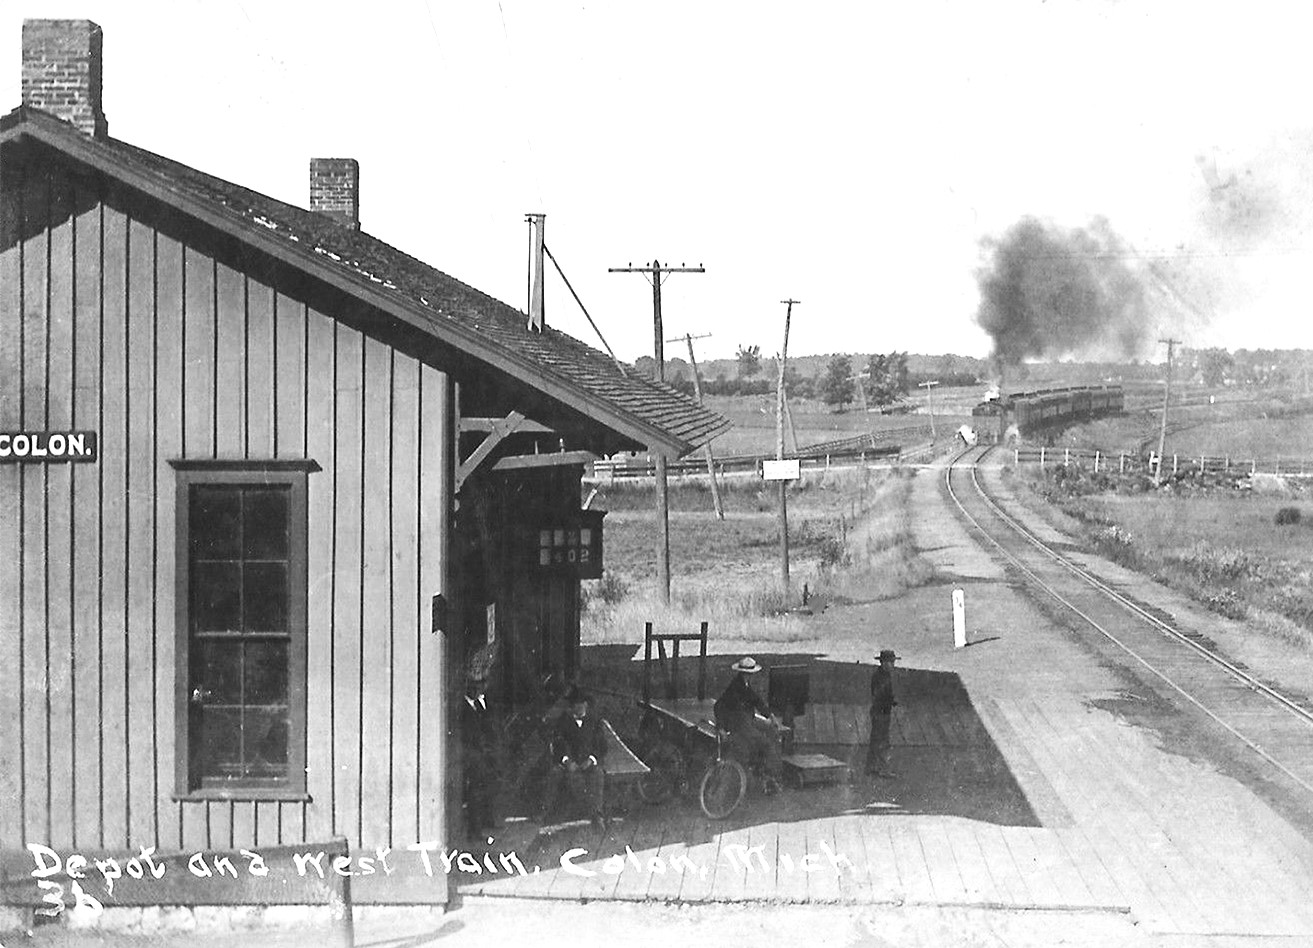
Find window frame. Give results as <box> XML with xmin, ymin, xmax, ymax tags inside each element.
<box><xmin>170</xmin><ymin>459</ymin><xmax>317</xmax><ymax>802</ymax></box>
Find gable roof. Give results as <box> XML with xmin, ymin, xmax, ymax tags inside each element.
<box><xmin>0</xmin><ymin>106</ymin><xmax>730</xmax><ymax>457</ymax></box>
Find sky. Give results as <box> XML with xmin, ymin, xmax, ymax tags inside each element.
<box><xmin>2</xmin><ymin>1</ymin><xmax>1311</xmax><ymax>363</ymax></box>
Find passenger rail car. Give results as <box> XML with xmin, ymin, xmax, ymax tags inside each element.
<box><xmin>973</xmin><ymin>385</ymin><xmax>1123</xmax><ymax>440</ymax></box>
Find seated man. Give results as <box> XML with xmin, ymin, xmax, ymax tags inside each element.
<box><xmin>713</xmin><ymin>656</ymin><xmax>783</xmax><ymax>792</ymax></box>
<box><xmin>538</xmin><ymin>686</ymin><xmax>608</xmax><ymax>830</ymax></box>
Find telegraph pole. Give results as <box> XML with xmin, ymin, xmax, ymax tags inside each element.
<box><xmin>609</xmin><ymin>259</ymin><xmax>705</xmax><ymax>605</ymax></box>
<box><xmin>848</xmin><ymin>369</ymin><xmax>874</xmax><ymax>448</ymax></box>
<box><xmin>777</xmin><ymin>300</ymin><xmax>799</xmax><ymax>595</ymax></box>
<box><xmin>667</xmin><ymin>332</ymin><xmax>724</xmax><ymax>519</ymax></box>
<box><xmin>918</xmin><ymin>380</ymin><xmax>939</xmax><ymax>441</ymax></box>
<box><xmin>1155</xmin><ymin>337</ymin><xmax>1180</xmax><ymax>486</ymax></box>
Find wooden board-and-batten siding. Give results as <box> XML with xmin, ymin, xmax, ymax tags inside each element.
<box><xmin>0</xmin><ymin>148</ymin><xmax>454</xmax><ymax>880</ymax></box>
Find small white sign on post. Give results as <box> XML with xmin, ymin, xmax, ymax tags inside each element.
<box><xmin>952</xmin><ymin>588</ymin><xmax>967</xmax><ymax>648</ymax></box>
<box><xmin>763</xmin><ymin>459</ymin><xmax>801</xmax><ymax>481</ymax></box>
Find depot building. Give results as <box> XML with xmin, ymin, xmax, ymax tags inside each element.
<box><xmin>0</xmin><ymin>20</ymin><xmax>726</xmax><ymax>905</ymax></box>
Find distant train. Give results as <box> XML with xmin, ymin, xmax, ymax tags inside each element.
<box><xmin>972</xmin><ymin>385</ymin><xmax>1124</xmax><ymax>441</ymax></box>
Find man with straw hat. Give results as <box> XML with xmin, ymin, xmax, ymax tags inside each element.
<box><xmin>713</xmin><ymin>657</ymin><xmax>783</xmax><ymax>792</ymax></box>
<box><xmin>866</xmin><ymin>649</ymin><xmax>899</xmax><ymax>778</ymax></box>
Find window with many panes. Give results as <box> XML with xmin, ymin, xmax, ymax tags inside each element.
<box><xmin>171</xmin><ymin>462</ymin><xmax>313</xmax><ymax>799</ymax></box>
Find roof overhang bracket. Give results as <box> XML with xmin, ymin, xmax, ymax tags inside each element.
<box><xmin>460</xmin><ymin>416</ymin><xmax>554</xmax><ymax>434</ymax></box>
<box><xmin>456</xmin><ymin>410</ymin><xmax>526</xmax><ymax>491</ymax></box>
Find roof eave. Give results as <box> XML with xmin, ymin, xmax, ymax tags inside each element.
<box><xmin>0</xmin><ymin>111</ymin><xmax>715</xmax><ymax>458</ymax></box>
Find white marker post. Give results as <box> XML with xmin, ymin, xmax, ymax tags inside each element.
<box><xmin>952</xmin><ymin>588</ymin><xmax>967</xmax><ymax>648</ymax></box>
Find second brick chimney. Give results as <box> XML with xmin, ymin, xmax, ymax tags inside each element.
<box><xmin>309</xmin><ymin>158</ymin><xmax>360</xmax><ymax>229</ymax></box>
<box><xmin>22</xmin><ymin>19</ymin><xmax>108</xmax><ymax>138</ymax></box>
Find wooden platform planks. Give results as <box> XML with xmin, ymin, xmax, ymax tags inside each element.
<box><xmin>610</xmin><ymin>818</ymin><xmax>663</xmax><ymax>901</ymax></box>
<box><xmin>858</xmin><ymin>818</ymin><xmax>903</xmax><ymax>903</ymax></box>
<box><xmin>967</xmin><ymin>824</ymin><xmax>1032</xmax><ymax>906</ymax></box>
<box><xmin>644</xmin><ymin>825</ymin><xmax>692</xmax><ymax>902</ymax></box>
<box><xmin>707</xmin><ymin>823</ymin><xmax>750</xmax><ymax>902</ymax></box>
<box><xmin>675</xmin><ymin>825</ymin><xmax>720</xmax><ymax>903</ymax></box>
<box><xmin>741</xmin><ymin>820</ymin><xmax>778</xmax><ymax>902</ymax></box>
<box><xmin>801</xmin><ymin>818</ymin><xmax>842</xmax><ymax>903</ymax></box>
<box><xmin>1031</xmin><ymin>698</ymin><xmax>1294</xmax><ymax>934</ymax></box>
<box><xmin>545</xmin><ymin>825</ymin><xmax>612</xmax><ymax>902</ymax></box>
<box><xmin>940</xmin><ymin>820</ymin><xmax>1001</xmax><ymax>905</ymax></box>
<box><xmin>828</xmin><ymin>814</ymin><xmax>872</xmax><ymax>903</ymax></box>
<box><xmin>998</xmin><ymin>699</ymin><xmax>1182</xmax><ymax>928</ymax></box>
<box><xmin>773</xmin><ymin>819</ymin><xmax>809</xmax><ymax>902</ymax></box>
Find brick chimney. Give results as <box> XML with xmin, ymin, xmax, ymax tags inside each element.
<box><xmin>22</xmin><ymin>19</ymin><xmax>108</xmax><ymax>138</ymax></box>
<box><xmin>309</xmin><ymin>158</ymin><xmax>360</xmax><ymax>229</ymax></box>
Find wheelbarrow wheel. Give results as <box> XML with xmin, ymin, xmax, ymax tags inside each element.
<box><xmin>699</xmin><ymin>758</ymin><xmax>747</xmax><ymax>820</ymax></box>
<box><xmin>638</xmin><ymin>740</ymin><xmax>684</xmax><ymax>804</ymax></box>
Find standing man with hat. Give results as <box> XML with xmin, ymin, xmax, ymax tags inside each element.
<box><xmin>866</xmin><ymin>649</ymin><xmax>899</xmax><ymax>778</ymax></box>
<box><xmin>460</xmin><ymin>651</ymin><xmax>499</xmax><ymax>840</ymax></box>
<box><xmin>714</xmin><ymin>657</ymin><xmax>783</xmax><ymax>792</ymax></box>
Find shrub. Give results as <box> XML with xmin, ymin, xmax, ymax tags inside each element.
<box><xmin>580</xmin><ymin>572</ymin><xmax>629</xmax><ymax>613</ymax></box>
<box><xmin>818</xmin><ymin>535</ymin><xmax>849</xmax><ymax>571</ymax></box>
<box><xmin>1203</xmin><ymin>589</ymin><xmax>1247</xmax><ymax>620</ymax></box>
<box><xmin>1176</xmin><ymin>543</ymin><xmax>1261</xmax><ymax>583</ymax></box>
<box><xmin>1275</xmin><ymin>506</ymin><xmax>1302</xmax><ymax>526</ymax></box>
<box><xmin>1092</xmin><ymin>525</ymin><xmax>1135</xmax><ymax>562</ymax></box>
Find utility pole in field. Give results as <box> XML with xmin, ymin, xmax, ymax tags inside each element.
<box><xmin>918</xmin><ymin>379</ymin><xmax>939</xmax><ymax>441</ymax></box>
<box><xmin>1155</xmin><ymin>337</ymin><xmax>1180</xmax><ymax>486</ymax></box>
<box><xmin>667</xmin><ymin>331</ymin><xmax>724</xmax><ymax>520</ymax></box>
<box><xmin>777</xmin><ymin>299</ymin><xmax>799</xmax><ymax>595</ymax></box>
<box><xmin>848</xmin><ymin>369</ymin><xmax>874</xmax><ymax>448</ymax></box>
<box><xmin>609</xmin><ymin>259</ymin><xmax>705</xmax><ymax>605</ymax></box>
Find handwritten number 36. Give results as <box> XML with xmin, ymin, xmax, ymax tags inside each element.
<box><xmin>36</xmin><ymin>878</ymin><xmax>104</xmax><ymax>917</ymax></box>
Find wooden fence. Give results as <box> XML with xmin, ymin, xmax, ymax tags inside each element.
<box><xmin>1012</xmin><ymin>447</ymin><xmax>1313</xmax><ymax>477</ymax></box>
<box><xmin>592</xmin><ymin>425</ymin><xmax>938</xmax><ymax>481</ymax></box>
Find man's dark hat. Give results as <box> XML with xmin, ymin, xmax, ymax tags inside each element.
<box><xmin>877</xmin><ymin>649</ymin><xmax>900</xmax><ymax>662</ymax></box>
<box><xmin>564</xmin><ymin>685</ymin><xmax>591</xmax><ymax>705</ymax></box>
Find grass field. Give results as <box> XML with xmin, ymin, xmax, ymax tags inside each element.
<box><xmin>1151</xmin><ymin>416</ymin><xmax>1313</xmax><ymax>462</ymax></box>
<box><xmin>1054</xmin><ymin>395</ymin><xmax>1306</xmax><ymax>458</ymax></box>
<box><xmin>581</xmin><ymin>467</ymin><xmax>932</xmax><ymax>646</ymax></box>
<box><xmin>702</xmin><ymin>391</ymin><xmax>976</xmax><ymax>456</ymax></box>
<box><xmin>1014</xmin><ymin>464</ymin><xmax>1313</xmax><ymax>649</ymax></box>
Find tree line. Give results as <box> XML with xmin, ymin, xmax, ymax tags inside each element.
<box><xmin>634</xmin><ymin>347</ymin><xmax>983</xmax><ymax>410</ymax></box>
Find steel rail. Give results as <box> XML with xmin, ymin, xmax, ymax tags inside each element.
<box><xmin>944</xmin><ymin>445</ymin><xmax>1313</xmax><ymax>797</ymax></box>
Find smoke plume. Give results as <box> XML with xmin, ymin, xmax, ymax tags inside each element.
<box><xmin>975</xmin><ymin>217</ymin><xmax>1152</xmax><ymax>368</ymax></box>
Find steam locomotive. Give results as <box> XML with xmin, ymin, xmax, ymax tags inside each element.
<box><xmin>972</xmin><ymin>385</ymin><xmax>1124</xmax><ymax>440</ymax></box>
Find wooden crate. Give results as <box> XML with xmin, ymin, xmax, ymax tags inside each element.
<box><xmin>782</xmin><ymin>752</ymin><xmax>848</xmax><ymax>787</ymax></box>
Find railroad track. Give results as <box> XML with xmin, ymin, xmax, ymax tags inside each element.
<box><xmin>945</xmin><ymin>444</ymin><xmax>1313</xmax><ymax>797</ymax></box>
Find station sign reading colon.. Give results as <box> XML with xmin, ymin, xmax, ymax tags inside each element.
<box><xmin>0</xmin><ymin>431</ymin><xmax>98</xmax><ymax>463</ymax></box>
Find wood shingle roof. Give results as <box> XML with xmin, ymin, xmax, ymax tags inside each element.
<box><xmin>0</xmin><ymin>106</ymin><xmax>730</xmax><ymax>457</ymax></box>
